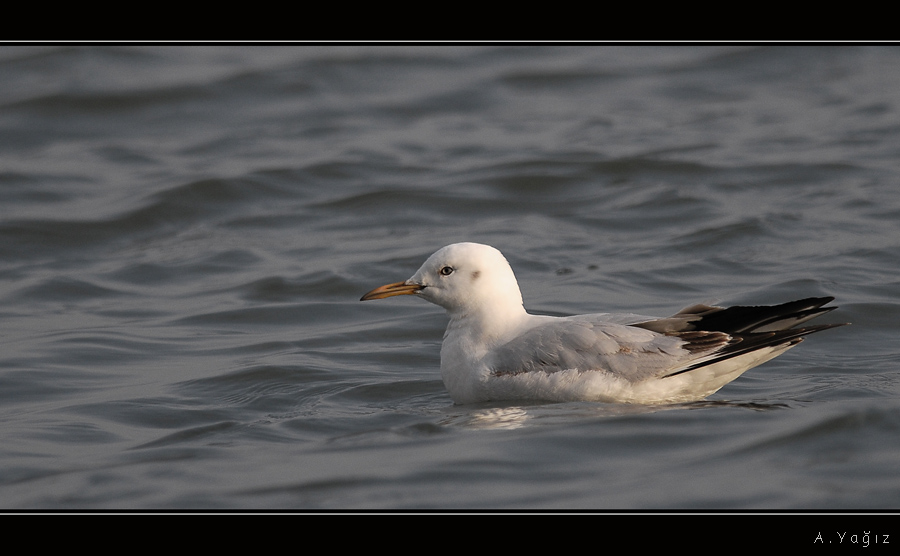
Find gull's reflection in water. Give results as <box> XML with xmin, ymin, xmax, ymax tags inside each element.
<box><xmin>441</xmin><ymin>406</ymin><xmax>532</xmax><ymax>430</ymax></box>
<box><xmin>440</xmin><ymin>398</ymin><xmax>788</xmax><ymax>430</ymax></box>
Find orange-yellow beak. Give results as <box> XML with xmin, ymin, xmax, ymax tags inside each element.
<box><xmin>360</xmin><ymin>281</ymin><xmax>424</xmax><ymax>301</ymax></box>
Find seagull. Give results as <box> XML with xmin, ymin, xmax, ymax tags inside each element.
<box><xmin>361</xmin><ymin>242</ymin><xmax>846</xmax><ymax>405</ymax></box>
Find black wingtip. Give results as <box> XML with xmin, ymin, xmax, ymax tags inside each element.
<box><xmin>688</xmin><ymin>297</ymin><xmax>844</xmax><ymax>334</ymax></box>
<box><xmin>663</xmin><ymin>320</ymin><xmax>848</xmax><ymax>378</ymax></box>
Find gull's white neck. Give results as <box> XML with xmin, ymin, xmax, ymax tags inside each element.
<box><xmin>440</xmin><ymin>302</ymin><xmax>530</xmax><ymax>403</ymax></box>
<box><xmin>445</xmin><ymin>302</ymin><xmax>530</xmax><ymax>350</ymax></box>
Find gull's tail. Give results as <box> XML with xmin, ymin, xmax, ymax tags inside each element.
<box><xmin>633</xmin><ymin>297</ymin><xmax>849</xmax><ymax>379</ymax></box>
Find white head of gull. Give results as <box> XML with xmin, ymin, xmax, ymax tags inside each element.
<box><xmin>361</xmin><ymin>242</ymin><xmax>846</xmax><ymax>405</ymax></box>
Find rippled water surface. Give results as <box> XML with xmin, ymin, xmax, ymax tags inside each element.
<box><xmin>1</xmin><ymin>45</ymin><xmax>899</xmax><ymax>509</ymax></box>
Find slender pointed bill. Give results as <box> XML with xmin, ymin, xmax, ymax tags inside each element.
<box><xmin>360</xmin><ymin>281</ymin><xmax>424</xmax><ymax>301</ymax></box>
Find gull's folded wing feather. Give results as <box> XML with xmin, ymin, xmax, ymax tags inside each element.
<box><xmin>485</xmin><ymin>296</ymin><xmax>847</xmax><ymax>384</ymax></box>
<box><xmin>486</xmin><ymin>317</ymin><xmax>730</xmax><ymax>382</ymax></box>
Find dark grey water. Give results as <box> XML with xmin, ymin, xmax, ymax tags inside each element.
<box><xmin>0</xmin><ymin>45</ymin><xmax>898</xmax><ymax>509</ymax></box>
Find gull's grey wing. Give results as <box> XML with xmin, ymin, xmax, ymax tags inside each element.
<box><xmin>485</xmin><ymin>317</ymin><xmax>731</xmax><ymax>383</ymax></box>
<box><xmin>486</xmin><ymin>297</ymin><xmax>847</xmax><ymax>383</ymax></box>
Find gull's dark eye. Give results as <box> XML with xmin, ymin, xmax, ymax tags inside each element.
<box><xmin>439</xmin><ymin>266</ymin><xmax>454</xmax><ymax>276</ymax></box>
